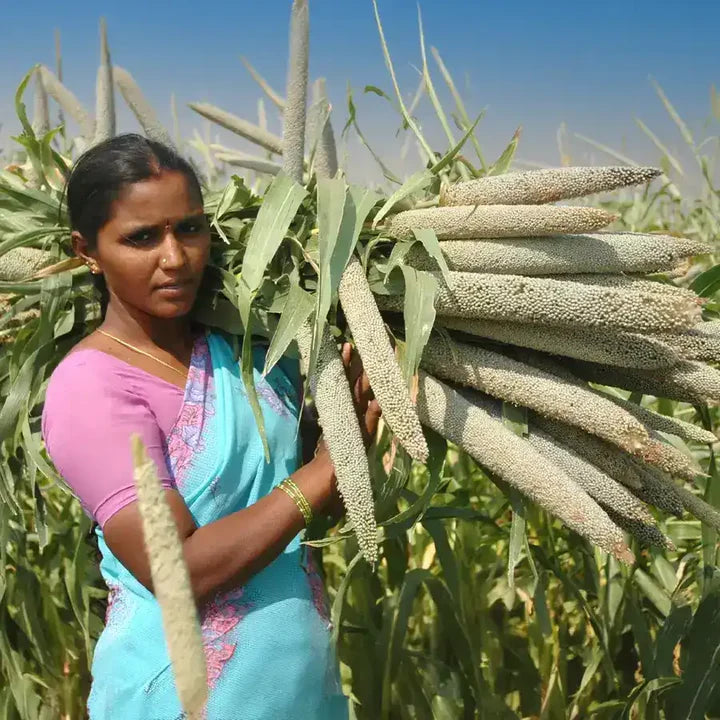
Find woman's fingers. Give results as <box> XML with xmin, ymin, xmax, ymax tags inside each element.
<box><xmin>341</xmin><ymin>342</ymin><xmax>352</xmax><ymax>369</ymax></box>
<box><xmin>340</xmin><ymin>343</ymin><xmax>380</xmax><ymax>434</ymax></box>
<box><xmin>364</xmin><ymin>398</ymin><xmax>382</xmax><ymax>439</ymax></box>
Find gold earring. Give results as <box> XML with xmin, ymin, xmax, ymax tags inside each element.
<box><xmin>161</xmin><ymin>257</ymin><xmax>168</xmax><ymax>266</ymax></box>
<box><xmin>86</xmin><ymin>261</ymin><xmax>100</xmax><ymax>274</ymax></box>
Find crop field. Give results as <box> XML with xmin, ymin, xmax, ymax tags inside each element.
<box><xmin>1</xmin><ymin>2</ymin><xmax>720</xmax><ymax>718</ymax></box>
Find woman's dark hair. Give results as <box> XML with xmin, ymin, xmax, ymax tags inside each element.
<box><xmin>65</xmin><ymin>133</ymin><xmax>204</xmax><ymax>310</ymax></box>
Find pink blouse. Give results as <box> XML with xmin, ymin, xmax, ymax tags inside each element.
<box><xmin>42</xmin><ymin>349</ymin><xmax>184</xmax><ymax>528</ymax></box>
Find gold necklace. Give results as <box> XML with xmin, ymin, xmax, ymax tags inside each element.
<box><xmin>97</xmin><ymin>329</ymin><xmax>188</xmax><ymax>380</ymax></box>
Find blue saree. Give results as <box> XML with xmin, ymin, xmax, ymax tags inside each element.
<box><xmin>88</xmin><ymin>331</ymin><xmax>349</xmax><ymax>720</ymax></box>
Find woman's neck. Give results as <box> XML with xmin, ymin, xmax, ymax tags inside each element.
<box><xmin>102</xmin><ymin>299</ymin><xmax>194</xmax><ymax>357</ymax></box>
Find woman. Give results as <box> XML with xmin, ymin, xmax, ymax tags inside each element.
<box><xmin>41</xmin><ymin>133</ymin><xmax>379</xmax><ymax>719</ymax></box>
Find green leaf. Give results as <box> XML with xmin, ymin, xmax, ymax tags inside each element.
<box><xmin>240</xmin><ymin>172</ymin><xmax>307</xmax><ymax>293</ymax></box>
<box><xmin>399</xmin><ymin>266</ymin><xmax>437</xmax><ymax>381</ymax></box>
<box><xmin>211</xmin><ymin>176</ymin><xmax>249</xmax><ymax>243</ymax></box>
<box><xmin>383</xmin><ymin>428</ymin><xmax>446</xmax><ymax>525</ymax></box>
<box><xmin>691</xmin><ymin>263</ymin><xmax>720</xmax><ymax>297</ymax></box>
<box><xmin>372</xmin><ymin>170</ymin><xmax>433</xmax><ymax>229</ymax></box>
<box><xmin>431</xmin><ymin>46</ymin><xmax>487</xmax><ymax>171</ymax></box>
<box><xmin>381</xmin><ymin>569</ymin><xmax>433</xmax><ymax>717</ymax></box>
<box><xmin>343</xmin><ymin>85</ymin><xmax>401</xmax><ymax>184</ymax></box>
<box><xmin>654</xmin><ymin>604</ymin><xmax>692</xmax><ymax>677</ymax></box>
<box><xmin>371</xmin><ymin>0</ymin><xmax>435</xmax><ymax>164</ymax></box>
<box><xmin>634</xmin><ymin>567</ymin><xmax>672</xmax><ymax>617</ymax></box>
<box><xmin>412</xmin><ymin>228</ymin><xmax>450</xmax><ymax>282</ymax></box>
<box><xmin>330</xmin><ymin>551</ymin><xmax>364</xmax><ymax>648</ymax></box>
<box><xmin>348</xmin><ymin>185</ymin><xmax>382</xmax><ymax>240</ymax></box>
<box><xmin>488</xmin><ymin>128</ymin><xmax>521</xmax><ymax>176</ymax></box>
<box><xmin>12</xmin><ymin>67</ymin><xmax>48</xmax><ymax>188</ymax></box>
<box><xmin>623</xmin><ymin>677</ymin><xmax>682</xmax><ymax>718</ymax></box>
<box><xmin>702</xmin><ymin>448</ymin><xmax>720</xmax><ymax>578</ymax></box>
<box><xmin>501</xmin><ymin>402</ymin><xmax>529</xmax><ymax>438</ymax></box>
<box><xmin>416</xmin><ymin>6</ymin><xmax>459</xmax><ymax>156</ymax></box>
<box><xmin>312</xmin><ymin>176</ymin><xmax>348</xmax><ymax>375</ymax></box>
<box><xmin>428</xmin><ymin>112</ymin><xmax>484</xmax><ymax>175</ymax></box>
<box><xmin>0</xmin><ymin>347</ymin><xmax>39</xmax><ymax>443</ymax></box>
<box><xmin>236</xmin><ymin>278</ymin><xmax>270</xmax><ymax>461</ymax></box>
<box><xmin>0</xmin><ymin>227</ymin><xmax>67</xmax><ymax>257</ymax></box>
<box><xmin>263</xmin><ymin>283</ymin><xmax>314</xmax><ymax>376</ymax></box>
<box><xmin>666</xmin><ymin>589</ymin><xmax>720</xmax><ymax>719</ymax></box>
<box><xmin>626</xmin><ymin>593</ymin><xmax>657</xmax><ymax>679</ymax></box>
<box><xmin>423</xmin><ymin>520</ymin><xmax>461</xmax><ymax>601</ymax></box>
<box><xmin>506</xmin><ymin>489</ymin><xmax>526</xmax><ymax>591</ymax></box>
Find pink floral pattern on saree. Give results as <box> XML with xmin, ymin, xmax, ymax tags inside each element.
<box><xmin>304</xmin><ymin>551</ymin><xmax>332</xmax><ymax>629</ymax></box>
<box><xmin>104</xmin><ymin>581</ymin><xmax>130</xmax><ymax>639</ymax></box>
<box><xmin>164</xmin><ymin>336</ymin><xmax>215</xmax><ymax>489</ymax></box>
<box><xmin>201</xmin><ymin>587</ymin><xmax>253</xmax><ymax>688</ymax></box>
<box><xmin>256</xmin><ymin>376</ymin><xmax>293</xmax><ymax>419</ymax></box>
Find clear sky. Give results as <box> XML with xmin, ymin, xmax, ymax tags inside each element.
<box><xmin>1</xmin><ymin>0</ymin><xmax>718</xmax><ymax>189</ymax></box>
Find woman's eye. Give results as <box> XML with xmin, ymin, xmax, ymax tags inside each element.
<box><xmin>125</xmin><ymin>230</ymin><xmax>156</xmax><ymax>246</ymax></box>
<box><xmin>176</xmin><ymin>219</ymin><xmax>207</xmax><ymax>236</ymax></box>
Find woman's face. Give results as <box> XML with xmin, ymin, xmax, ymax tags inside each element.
<box><xmin>85</xmin><ymin>170</ymin><xmax>210</xmax><ymax>319</ymax></box>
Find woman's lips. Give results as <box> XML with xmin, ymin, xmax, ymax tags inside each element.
<box><xmin>156</xmin><ymin>281</ymin><xmax>193</xmax><ymax>297</ymax></box>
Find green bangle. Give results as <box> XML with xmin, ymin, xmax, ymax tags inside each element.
<box><xmin>277</xmin><ymin>478</ymin><xmax>314</xmax><ymax>527</ymax></box>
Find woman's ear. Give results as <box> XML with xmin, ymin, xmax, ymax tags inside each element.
<box><xmin>71</xmin><ymin>231</ymin><xmax>101</xmax><ymax>274</ymax></box>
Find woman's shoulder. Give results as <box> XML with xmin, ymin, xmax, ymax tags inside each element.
<box><xmin>44</xmin><ymin>348</ymin><xmax>145</xmax><ymax>422</ymax></box>
<box><xmin>48</xmin><ymin>346</ymin><xmax>129</xmax><ymax>389</ymax></box>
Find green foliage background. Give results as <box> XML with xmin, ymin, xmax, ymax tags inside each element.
<box><xmin>1</xmin><ymin>23</ymin><xmax>720</xmax><ymax>720</ymax></box>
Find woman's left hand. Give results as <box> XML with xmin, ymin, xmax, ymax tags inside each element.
<box><xmin>341</xmin><ymin>342</ymin><xmax>381</xmax><ymax>447</ymax></box>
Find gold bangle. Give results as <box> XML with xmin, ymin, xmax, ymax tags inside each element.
<box><xmin>277</xmin><ymin>478</ymin><xmax>313</xmax><ymax>527</ymax></box>
<box><xmin>284</xmin><ymin>479</ymin><xmax>314</xmax><ymax>524</ymax></box>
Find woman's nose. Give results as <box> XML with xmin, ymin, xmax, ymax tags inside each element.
<box><xmin>160</xmin><ymin>230</ymin><xmax>187</xmax><ymax>269</ymax></box>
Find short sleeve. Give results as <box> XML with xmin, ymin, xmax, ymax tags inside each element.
<box><xmin>41</xmin><ymin>353</ymin><xmax>176</xmax><ymax>528</ymax></box>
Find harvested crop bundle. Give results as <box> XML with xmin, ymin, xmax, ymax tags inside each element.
<box><xmin>405</xmin><ymin>233</ymin><xmax>709</xmax><ymax>276</ymax></box>
<box><xmin>657</xmin><ymin>322</ymin><xmax>720</xmax><ymax>363</ymax></box>
<box><xmin>415</xmin><ymin>371</ymin><xmax>633</xmax><ymax>561</ymax></box>
<box><xmin>602</xmin><ymin>392</ymin><xmax>717</xmax><ymax>445</ymax></box>
<box><xmin>630</xmin><ymin>465</ymin><xmax>687</xmax><ymax>518</ymax></box>
<box><xmin>296</xmin><ymin>320</ymin><xmax>377</xmax><ymax>563</ymax></box>
<box><xmin>566</xmin><ymin>358</ymin><xmax>720</xmax><ymax>405</ymax></box>
<box><xmin>526</xmin><ymin>425</ymin><xmax>655</xmax><ymax>524</ymax></box>
<box><xmin>471</xmin><ymin>391</ymin><xmax>654</xmax><ymax>525</ymax></box>
<box><xmin>387</xmin><ymin>204</ymin><xmax>616</xmax><ymax>240</ymax></box>
<box><xmin>604</xmin><ymin>508</ymin><xmax>675</xmax><ymax>551</ymax></box>
<box><xmin>379</xmin><ymin>271</ymin><xmax>701</xmax><ymax>333</ymax></box>
<box><xmin>419</xmin><ymin>334</ymin><xmax>651</xmax><ymax>454</ymax></box>
<box><xmin>438</xmin><ymin>316</ymin><xmax>679</xmax><ymax>369</ymax></box>
<box><xmin>533</xmin><ymin>414</ymin><xmax>646</xmax><ymax>490</ymax></box>
<box><xmin>551</xmin><ymin>273</ymin><xmax>703</xmax><ymax>304</ymax></box>
<box><xmin>338</xmin><ymin>256</ymin><xmax>428</xmax><ymax>462</ymax></box>
<box><xmin>639</xmin><ymin>434</ymin><xmax>702</xmax><ymax>482</ymax></box>
<box><xmin>439</xmin><ymin>166</ymin><xmax>661</xmax><ymax>206</ymax></box>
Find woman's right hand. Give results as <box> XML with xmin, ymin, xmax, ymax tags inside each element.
<box><xmin>310</xmin><ymin>437</ymin><xmax>345</xmax><ymax>521</ymax></box>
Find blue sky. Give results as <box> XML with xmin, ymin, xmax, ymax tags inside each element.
<box><xmin>1</xmin><ymin>0</ymin><xmax>718</xmax><ymax>188</ymax></box>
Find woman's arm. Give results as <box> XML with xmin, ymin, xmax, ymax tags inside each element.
<box><xmin>103</xmin><ymin>442</ymin><xmax>338</xmax><ymax>605</ymax></box>
<box><xmin>105</xmin><ymin>343</ymin><xmax>381</xmax><ymax>607</ymax></box>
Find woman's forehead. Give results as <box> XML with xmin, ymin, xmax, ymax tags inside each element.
<box><xmin>110</xmin><ymin>170</ymin><xmax>202</xmax><ymax>227</ymax></box>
